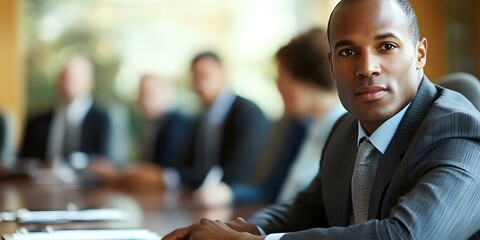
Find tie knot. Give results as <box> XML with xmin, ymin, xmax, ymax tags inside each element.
<box><xmin>356</xmin><ymin>140</ymin><xmax>376</xmax><ymax>165</ymax></box>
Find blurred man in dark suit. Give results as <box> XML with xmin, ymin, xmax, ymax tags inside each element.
<box><xmin>117</xmin><ymin>74</ymin><xmax>194</xmax><ymax>191</ymax></box>
<box><xmin>181</xmin><ymin>52</ymin><xmax>271</xmax><ymax>207</ymax></box>
<box><xmin>136</xmin><ymin>74</ymin><xmax>194</xmax><ymax>169</ymax></box>
<box><xmin>19</xmin><ymin>55</ymin><xmax>113</xmax><ymax>177</ymax></box>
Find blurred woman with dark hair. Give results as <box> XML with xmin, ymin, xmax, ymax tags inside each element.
<box><xmin>273</xmin><ymin>27</ymin><xmax>345</xmax><ymax>201</ymax></box>
<box><xmin>231</xmin><ymin>27</ymin><xmax>346</xmax><ymax>204</ymax></box>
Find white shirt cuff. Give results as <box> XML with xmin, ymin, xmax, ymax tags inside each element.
<box><xmin>265</xmin><ymin>233</ymin><xmax>286</xmax><ymax>240</ymax></box>
<box><xmin>257</xmin><ymin>226</ymin><xmax>267</xmax><ymax>235</ymax></box>
<box><xmin>163</xmin><ymin>168</ymin><xmax>181</xmax><ymax>189</ymax></box>
<box><xmin>256</xmin><ymin>226</ymin><xmax>286</xmax><ymax>240</ymax></box>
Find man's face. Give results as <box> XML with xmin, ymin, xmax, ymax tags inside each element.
<box><xmin>138</xmin><ymin>76</ymin><xmax>172</xmax><ymax>119</ymax></box>
<box><xmin>191</xmin><ymin>58</ymin><xmax>225</xmax><ymax>105</ymax></box>
<box><xmin>328</xmin><ymin>0</ymin><xmax>427</xmax><ymax>134</ymax></box>
<box><xmin>57</xmin><ymin>57</ymin><xmax>93</xmax><ymax>103</ymax></box>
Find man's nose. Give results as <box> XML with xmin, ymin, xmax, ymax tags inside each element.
<box><xmin>356</xmin><ymin>52</ymin><xmax>381</xmax><ymax>78</ymax></box>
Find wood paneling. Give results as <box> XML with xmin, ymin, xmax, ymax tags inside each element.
<box><xmin>0</xmin><ymin>0</ymin><xmax>23</xmax><ymax>146</ymax></box>
<box><xmin>411</xmin><ymin>0</ymin><xmax>447</xmax><ymax>80</ymax></box>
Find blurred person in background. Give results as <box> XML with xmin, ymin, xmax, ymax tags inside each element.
<box><xmin>0</xmin><ymin>113</ymin><xmax>7</xmax><ymax>176</ymax></box>
<box><xmin>0</xmin><ymin>112</ymin><xmax>14</xmax><ymax>175</ymax></box>
<box><xmin>116</xmin><ymin>74</ymin><xmax>194</xmax><ymax>191</ymax></box>
<box><xmin>181</xmin><ymin>51</ymin><xmax>271</xmax><ymax>207</ymax></box>
<box><xmin>227</xmin><ymin>27</ymin><xmax>346</xmax><ymax>205</ymax></box>
<box><xmin>19</xmin><ymin>55</ymin><xmax>114</xmax><ymax>183</ymax></box>
<box><xmin>231</xmin><ymin>116</ymin><xmax>306</xmax><ymax>204</ymax></box>
<box><xmin>273</xmin><ymin>27</ymin><xmax>345</xmax><ymax>201</ymax></box>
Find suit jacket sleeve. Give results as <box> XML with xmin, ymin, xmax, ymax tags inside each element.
<box><xmin>249</xmin><ymin>173</ymin><xmax>328</xmax><ymax>233</ymax></box>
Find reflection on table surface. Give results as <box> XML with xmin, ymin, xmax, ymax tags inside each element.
<box><xmin>0</xmin><ymin>176</ymin><xmax>264</xmax><ymax>236</ymax></box>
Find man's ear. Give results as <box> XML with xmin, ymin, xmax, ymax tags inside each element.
<box><xmin>416</xmin><ymin>38</ymin><xmax>428</xmax><ymax>69</ymax></box>
<box><xmin>328</xmin><ymin>51</ymin><xmax>335</xmax><ymax>80</ymax></box>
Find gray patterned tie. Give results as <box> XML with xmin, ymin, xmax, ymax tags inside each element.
<box><xmin>352</xmin><ymin>139</ymin><xmax>377</xmax><ymax>224</ymax></box>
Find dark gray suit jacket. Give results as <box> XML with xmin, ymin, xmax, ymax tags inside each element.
<box><xmin>19</xmin><ymin>103</ymin><xmax>112</xmax><ymax>161</ymax></box>
<box><xmin>249</xmin><ymin>77</ymin><xmax>480</xmax><ymax>239</ymax></box>
<box><xmin>181</xmin><ymin>96</ymin><xmax>271</xmax><ymax>188</ymax></box>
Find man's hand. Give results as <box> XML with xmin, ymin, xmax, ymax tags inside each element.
<box><xmin>87</xmin><ymin>159</ymin><xmax>118</xmax><ymax>185</ymax></box>
<box><xmin>226</xmin><ymin>217</ymin><xmax>261</xmax><ymax>235</ymax></box>
<box><xmin>163</xmin><ymin>218</ymin><xmax>265</xmax><ymax>240</ymax></box>
<box><xmin>163</xmin><ymin>222</ymin><xmax>199</xmax><ymax>240</ymax></box>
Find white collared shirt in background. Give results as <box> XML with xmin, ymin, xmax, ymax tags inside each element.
<box><xmin>277</xmin><ymin>104</ymin><xmax>346</xmax><ymax>201</ymax></box>
<box><xmin>47</xmin><ymin>96</ymin><xmax>93</xmax><ymax>162</ymax></box>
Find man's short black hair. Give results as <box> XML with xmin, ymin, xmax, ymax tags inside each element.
<box><xmin>191</xmin><ymin>51</ymin><xmax>222</xmax><ymax>67</ymax></box>
<box><xmin>327</xmin><ymin>0</ymin><xmax>420</xmax><ymax>47</ymax></box>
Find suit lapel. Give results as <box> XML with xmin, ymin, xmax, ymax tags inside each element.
<box><xmin>321</xmin><ymin>114</ymin><xmax>358</xmax><ymax>226</ymax></box>
<box><xmin>369</xmin><ymin>77</ymin><xmax>439</xmax><ymax>218</ymax></box>
<box><xmin>338</xmin><ymin>140</ymin><xmax>358</xmax><ymax>225</ymax></box>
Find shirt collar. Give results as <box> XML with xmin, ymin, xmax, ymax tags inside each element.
<box><xmin>62</xmin><ymin>96</ymin><xmax>94</xmax><ymax>125</ymax></box>
<box><xmin>206</xmin><ymin>87</ymin><xmax>236</xmax><ymax>126</ymax></box>
<box><xmin>357</xmin><ymin>103</ymin><xmax>410</xmax><ymax>154</ymax></box>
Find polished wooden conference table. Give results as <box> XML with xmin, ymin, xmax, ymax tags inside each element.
<box><xmin>0</xmin><ymin>176</ymin><xmax>264</xmax><ymax>237</ymax></box>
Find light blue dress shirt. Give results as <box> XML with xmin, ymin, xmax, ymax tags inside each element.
<box><xmin>357</xmin><ymin>103</ymin><xmax>411</xmax><ymax>153</ymax></box>
<box><xmin>261</xmin><ymin>103</ymin><xmax>411</xmax><ymax>240</ymax></box>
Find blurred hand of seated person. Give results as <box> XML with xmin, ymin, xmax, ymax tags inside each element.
<box><xmin>116</xmin><ymin>162</ymin><xmax>165</xmax><ymax>192</ymax></box>
<box><xmin>193</xmin><ymin>181</ymin><xmax>233</xmax><ymax>208</ymax></box>
<box><xmin>86</xmin><ymin>157</ymin><xmax>118</xmax><ymax>186</ymax></box>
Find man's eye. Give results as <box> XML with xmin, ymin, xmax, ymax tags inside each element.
<box><xmin>339</xmin><ymin>49</ymin><xmax>355</xmax><ymax>57</ymax></box>
<box><xmin>380</xmin><ymin>43</ymin><xmax>396</xmax><ymax>51</ymax></box>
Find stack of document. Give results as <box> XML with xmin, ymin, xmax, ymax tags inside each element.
<box><xmin>16</xmin><ymin>208</ymin><xmax>128</xmax><ymax>223</ymax></box>
<box><xmin>3</xmin><ymin>229</ymin><xmax>161</xmax><ymax>240</ymax></box>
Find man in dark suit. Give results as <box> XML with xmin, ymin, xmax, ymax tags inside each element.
<box><xmin>164</xmin><ymin>0</ymin><xmax>480</xmax><ymax>239</ymax></box>
<box><xmin>135</xmin><ymin>74</ymin><xmax>194</xmax><ymax>168</ymax></box>
<box><xmin>116</xmin><ymin>74</ymin><xmax>194</xmax><ymax>191</ymax></box>
<box><xmin>19</xmin><ymin>55</ymin><xmax>112</xmax><ymax>168</ymax></box>
<box><xmin>181</xmin><ymin>52</ymin><xmax>271</xmax><ymax>207</ymax></box>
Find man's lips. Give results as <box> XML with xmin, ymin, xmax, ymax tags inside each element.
<box><xmin>355</xmin><ymin>86</ymin><xmax>387</xmax><ymax>101</ymax></box>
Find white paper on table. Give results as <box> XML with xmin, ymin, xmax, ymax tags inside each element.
<box><xmin>0</xmin><ymin>211</ymin><xmax>17</xmax><ymax>221</ymax></box>
<box><xmin>3</xmin><ymin>229</ymin><xmax>161</xmax><ymax>240</ymax></box>
<box><xmin>16</xmin><ymin>208</ymin><xmax>129</xmax><ymax>223</ymax></box>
